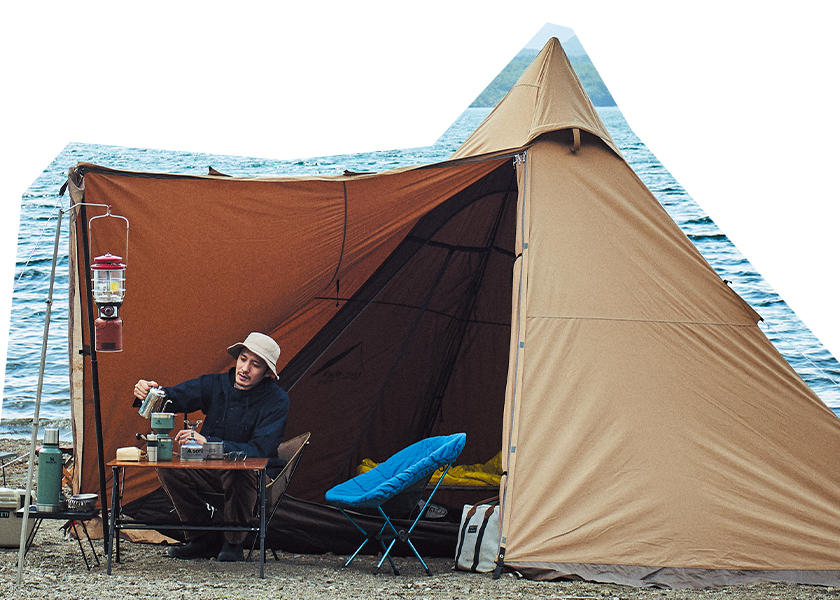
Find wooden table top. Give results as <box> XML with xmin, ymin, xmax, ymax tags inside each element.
<box><xmin>107</xmin><ymin>456</ymin><xmax>267</xmax><ymax>471</ymax></box>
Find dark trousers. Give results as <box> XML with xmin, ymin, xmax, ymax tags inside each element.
<box><xmin>157</xmin><ymin>468</ymin><xmax>258</xmax><ymax>545</ymax></box>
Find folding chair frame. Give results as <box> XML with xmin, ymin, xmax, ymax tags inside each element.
<box><xmin>338</xmin><ymin>461</ymin><xmax>454</xmax><ymax>576</ymax></box>
<box><xmin>247</xmin><ymin>431</ymin><xmax>311</xmax><ymax>562</ymax></box>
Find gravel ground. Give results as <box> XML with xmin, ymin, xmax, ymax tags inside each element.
<box><xmin>2</xmin><ymin>437</ymin><xmax>839</xmax><ymax>600</ymax></box>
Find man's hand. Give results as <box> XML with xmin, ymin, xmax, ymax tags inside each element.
<box><xmin>134</xmin><ymin>379</ymin><xmax>161</xmax><ymax>400</ymax></box>
<box><xmin>174</xmin><ymin>429</ymin><xmax>207</xmax><ymax>446</ymax></box>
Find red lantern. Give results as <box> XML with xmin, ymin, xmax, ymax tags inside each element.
<box><xmin>91</xmin><ymin>253</ymin><xmax>126</xmax><ymax>352</ymax></box>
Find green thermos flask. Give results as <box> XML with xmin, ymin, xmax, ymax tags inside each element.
<box><xmin>36</xmin><ymin>428</ymin><xmax>64</xmax><ymax>512</ymax></box>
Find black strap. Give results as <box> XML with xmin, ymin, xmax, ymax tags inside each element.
<box><xmin>470</xmin><ymin>504</ymin><xmax>497</xmax><ymax>572</ymax></box>
<box><xmin>455</xmin><ymin>505</ymin><xmax>476</xmax><ymax>563</ymax></box>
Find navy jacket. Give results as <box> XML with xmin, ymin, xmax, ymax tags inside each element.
<box><xmin>163</xmin><ymin>368</ymin><xmax>289</xmax><ymax>473</ymax></box>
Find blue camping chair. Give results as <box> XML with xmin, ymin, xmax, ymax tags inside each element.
<box><xmin>325</xmin><ymin>433</ymin><xmax>466</xmax><ymax>575</ymax></box>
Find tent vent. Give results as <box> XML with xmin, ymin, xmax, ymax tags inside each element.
<box><xmin>519</xmin><ymin>342</ymin><xmax>524</xmax><ymax>348</ymax></box>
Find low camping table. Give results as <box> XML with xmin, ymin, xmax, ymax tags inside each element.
<box><xmin>22</xmin><ymin>505</ymin><xmax>100</xmax><ymax>570</ymax></box>
<box><xmin>106</xmin><ymin>456</ymin><xmax>268</xmax><ymax>578</ymax></box>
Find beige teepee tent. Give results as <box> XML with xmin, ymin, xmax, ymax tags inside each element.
<box><xmin>67</xmin><ymin>38</ymin><xmax>840</xmax><ymax>588</ymax></box>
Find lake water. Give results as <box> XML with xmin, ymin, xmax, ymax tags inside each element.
<box><xmin>3</xmin><ymin>106</ymin><xmax>839</xmax><ymax>438</ymax></box>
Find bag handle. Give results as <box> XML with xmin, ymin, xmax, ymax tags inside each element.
<box><xmin>475</xmin><ymin>494</ymin><xmax>499</xmax><ymax>507</ymax></box>
<box><xmin>463</xmin><ymin>495</ymin><xmax>498</xmax><ymax>521</ymax></box>
<box><xmin>456</xmin><ymin>495</ymin><xmax>500</xmax><ymax>568</ymax></box>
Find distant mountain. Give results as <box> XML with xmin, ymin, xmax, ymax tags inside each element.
<box><xmin>470</xmin><ymin>36</ymin><xmax>616</xmax><ymax>108</ymax></box>
<box><xmin>560</xmin><ymin>35</ymin><xmax>588</xmax><ymax>57</ymax></box>
<box><xmin>524</xmin><ymin>23</ymin><xmax>576</xmax><ymax>48</ymax></box>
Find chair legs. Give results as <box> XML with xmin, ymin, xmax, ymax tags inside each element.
<box><xmin>338</xmin><ymin>508</ymin><xmax>400</xmax><ymax>574</ymax></box>
<box><xmin>338</xmin><ymin>507</ymin><xmax>403</xmax><ymax>575</ymax></box>
<box><xmin>373</xmin><ymin>506</ymin><xmax>429</xmax><ymax>576</ymax></box>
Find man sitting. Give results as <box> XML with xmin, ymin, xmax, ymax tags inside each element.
<box><xmin>133</xmin><ymin>332</ymin><xmax>289</xmax><ymax>561</ymax></box>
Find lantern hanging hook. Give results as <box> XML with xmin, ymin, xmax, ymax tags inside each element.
<box><xmin>87</xmin><ymin>203</ymin><xmax>130</xmax><ymax>264</ymax></box>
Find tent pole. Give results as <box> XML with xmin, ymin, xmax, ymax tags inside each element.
<box><xmin>15</xmin><ymin>209</ymin><xmax>65</xmax><ymax>586</ymax></box>
<box><xmin>78</xmin><ymin>203</ymin><xmax>110</xmax><ymax>557</ymax></box>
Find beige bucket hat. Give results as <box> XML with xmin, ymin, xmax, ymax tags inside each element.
<box><xmin>227</xmin><ymin>332</ymin><xmax>281</xmax><ymax>378</ymax></box>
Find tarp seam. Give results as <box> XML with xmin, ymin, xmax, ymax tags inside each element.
<box><xmin>328</xmin><ymin>182</ymin><xmax>348</xmax><ymax>285</ymax></box>
<box><xmin>527</xmin><ymin>315</ymin><xmax>759</xmax><ymax>327</ymax></box>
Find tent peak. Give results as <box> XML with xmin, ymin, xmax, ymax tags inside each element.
<box><xmin>452</xmin><ymin>37</ymin><xmax>619</xmax><ymax>160</ymax></box>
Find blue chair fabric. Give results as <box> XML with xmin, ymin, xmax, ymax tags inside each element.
<box><xmin>325</xmin><ymin>433</ymin><xmax>466</xmax><ymax>575</ymax></box>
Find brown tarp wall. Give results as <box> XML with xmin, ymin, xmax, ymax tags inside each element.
<box><xmin>68</xmin><ymin>156</ymin><xmax>510</xmax><ymax>511</ymax></box>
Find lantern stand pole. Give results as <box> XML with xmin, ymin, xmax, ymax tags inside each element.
<box><xmin>15</xmin><ymin>207</ymin><xmax>65</xmax><ymax>585</ymax></box>
<box><xmin>15</xmin><ymin>201</ymin><xmax>125</xmax><ymax>586</ymax></box>
<box><xmin>79</xmin><ymin>202</ymin><xmax>117</xmax><ymax>561</ymax></box>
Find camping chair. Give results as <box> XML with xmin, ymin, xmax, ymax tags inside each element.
<box><xmin>247</xmin><ymin>431</ymin><xmax>311</xmax><ymax>561</ymax></box>
<box><xmin>325</xmin><ymin>432</ymin><xmax>466</xmax><ymax>575</ymax></box>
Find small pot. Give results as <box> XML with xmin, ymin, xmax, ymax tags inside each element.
<box><xmin>203</xmin><ymin>441</ymin><xmax>225</xmax><ymax>460</ymax></box>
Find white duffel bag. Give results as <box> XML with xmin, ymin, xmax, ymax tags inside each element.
<box><xmin>454</xmin><ymin>497</ymin><xmax>500</xmax><ymax>573</ymax></box>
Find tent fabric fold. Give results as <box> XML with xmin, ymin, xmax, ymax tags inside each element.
<box><xmin>511</xmin><ymin>563</ymin><xmax>840</xmax><ymax>589</ymax></box>
<box><xmin>67</xmin><ymin>38</ymin><xmax>840</xmax><ymax>588</ymax></box>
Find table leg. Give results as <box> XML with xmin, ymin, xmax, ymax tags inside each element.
<box><xmin>106</xmin><ymin>466</ymin><xmax>119</xmax><ymax>574</ymax></box>
<box><xmin>259</xmin><ymin>467</ymin><xmax>266</xmax><ymax>579</ymax></box>
<box><xmin>79</xmin><ymin>519</ymin><xmax>100</xmax><ymax>568</ymax></box>
<box><xmin>24</xmin><ymin>515</ymin><xmax>42</xmax><ymax>556</ymax></box>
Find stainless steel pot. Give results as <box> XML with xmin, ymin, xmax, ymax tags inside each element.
<box><xmin>203</xmin><ymin>441</ymin><xmax>225</xmax><ymax>460</ymax></box>
<box><xmin>66</xmin><ymin>493</ymin><xmax>97</xmax><ymax>512</ymax></box>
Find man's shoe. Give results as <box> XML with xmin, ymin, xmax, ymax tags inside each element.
<box><xmin>217</xmin><ymin>539</ymin><xmax>245</xmax><ymax>562</ymax></box>
<box><xmin>167</xmin><ymin>536</ymin><xmax>219</xmax><ymax>559</ymax></box>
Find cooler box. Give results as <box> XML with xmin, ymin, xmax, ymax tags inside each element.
<box><xmin>0</xmin><ymin>488</ymin><xmax>35</xmax><ymax>548</ymax></box>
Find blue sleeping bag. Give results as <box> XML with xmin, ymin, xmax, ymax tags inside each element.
<box><xmin>325</xmin><ymin>433</ymin><xmax>467</xmax><ymax>509</ymax></box>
